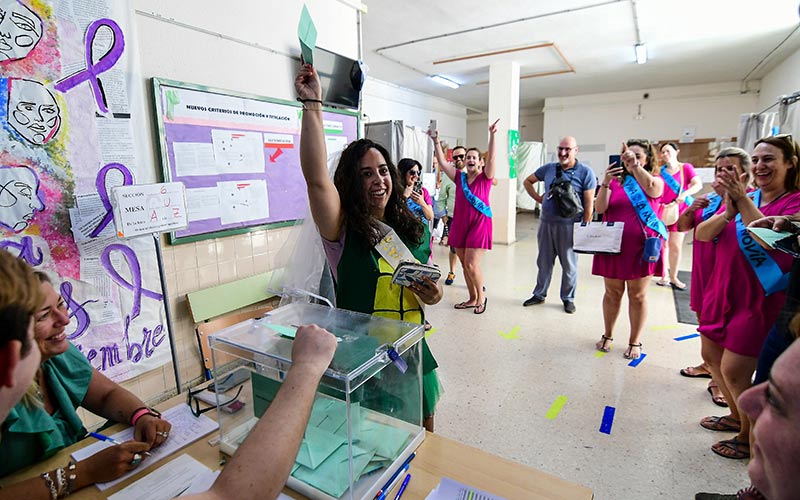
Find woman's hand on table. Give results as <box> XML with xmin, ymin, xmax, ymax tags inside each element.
<box><xmin>134</xmin><ymin>413</ymin><xmax>172</xmax><ymax>448</ymax></box>
<box><xmin>79</xmin><ymin>440</ymin><xmax>152</xmax><ymax>484</ymax></box>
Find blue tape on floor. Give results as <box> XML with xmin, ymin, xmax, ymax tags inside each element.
<box><xmin>628</xmin><ymin>353</ymin><xmax>647</xmax><ymax>367</ymax></box>
<box><xmin>600</xmin><ymin>406</ymin><xmax>615</xmax><ymax>434</ymax></box>
<box><xmin>674</xmin><ymin>333</ymin><xmax>700</xmax><ymax>341</ymax></box>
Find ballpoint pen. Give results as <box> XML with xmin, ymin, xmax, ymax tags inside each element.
<box><xmin>376</xmin><ymin>463</ymin><xmax>409</xmax><ymax>500</ymax></box>
<box><xmin>89</xmin><ymin>432</ymin><xmax>152</xmax><ymax>456</ymax></box>
<box><xmin>373</xmin><ymin>452</ymin><xmax>416</xmax><ymax>500</ymax></box>
<box><xmin>394</xmin><ymin>473</ymin><xmax>411</xmax><ymax>500</ymax></box>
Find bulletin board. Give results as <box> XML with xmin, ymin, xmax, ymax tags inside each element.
<box><xmin>152</xmin><ymin>78</ymin><xmax>360</xmax><ymax>244</ymax></box>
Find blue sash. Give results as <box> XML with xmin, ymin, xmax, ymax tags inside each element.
<box><xmin>460</xmin><ymin>172</ymin><xmax>492</xmax><ymax>218</ymax></box>
<box><xmin>406</xmin><ymin>197</ymin><xmax>426</xmax><ymax>221</ymax></box>
<box><xmin>701</xmin><ymin>193</ymin><xmax>722</xmax><ymax>221</ymax></box>
<box><xmin>661</xmin><ymin>165</ymin><xmax>695</xmax><ymax>206</ymax></box>
<box><xmin>622</xmin><ymin>175</ymin><xmax>667</xmax><ymax>239</ymax></box>
<box><xmin>736</xmin><ymin>190</ymin><xmax>788</xmax><ymax>296</ymax></box>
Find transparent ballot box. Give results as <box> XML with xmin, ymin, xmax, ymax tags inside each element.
<box><xmin>208</xmin><ymin>302</ymin><xmax>425</xmax><ymax>500</ymax></box>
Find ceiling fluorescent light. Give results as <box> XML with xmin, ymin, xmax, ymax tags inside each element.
<box><xmin>430</xmin><ymin>75</ymin><xmax>460</xmax><ymax>89</ymax></box>
<box><xmin>634</xmin><ymin>43</ymin><xmax>647</xmax><ymax>64</ymax></box>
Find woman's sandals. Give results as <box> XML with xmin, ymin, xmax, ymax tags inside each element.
<box><xmin>596</xmin><ymin>335</ymin><xmax>613</xmax><ymax>352</ymax></box>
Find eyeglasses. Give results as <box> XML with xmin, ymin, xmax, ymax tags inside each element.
<box><xmin>186</xmin><ymin>385</ymin><xmax>243</xmax><ymax>417</ymax></box>
<box><xmin>452</xmin><ymin>154</ymin><xmax>465</xmax><ymax>161</ymax></box>
<box><xmin>557</xmin><ymin>147</ymin><xmax>574</xmax><ymax>152</ymax></box>
<box><xmin>408</xmin><ymin>170</ymin><xmax>420</xmax><ymax>177</ymax></box>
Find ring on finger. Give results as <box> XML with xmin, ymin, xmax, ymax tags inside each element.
<box><xmin>156</xmin><ymin>431</ymin><xmax>169</xmax><ymax>437</ymax></box>
<box><xmin>130</xmin><ymin>453</ymin><xmax>143</xmax><ymax>466</ymax></box>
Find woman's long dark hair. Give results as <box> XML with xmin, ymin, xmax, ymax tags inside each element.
<box><xmin>333</xmin><ymin>139</ymin><xmax>423</xmax><ymax>247</ymax></box>
<box><xmin>397</xmin><ymin>158</ymin><xmax>421</xmax><ymax>188</ymax></box>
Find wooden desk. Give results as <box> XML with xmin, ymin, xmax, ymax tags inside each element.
<box><xmin>1</xmin><ymin>401</ymin><xmax>592</xmax><ymax>500</ymax></box>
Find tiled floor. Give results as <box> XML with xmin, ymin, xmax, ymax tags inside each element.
<box><xmin>425</xmin><ymin>212</ymin><xmax>749</xmax><ymax>500</ymax></box>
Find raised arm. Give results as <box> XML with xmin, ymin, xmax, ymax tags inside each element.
<box><xmin>195</xmin><ymin>325</ymin><xmax>337</xmax><ymax>500</ymax></box>
<box><xmin>295</xmin><ymin>64</ymin><xmax>343</xmax><ymax>241</ymax></box>
<box><xmin>483</xmin><ymin>119</ymin><xmax>499</xmax><ymax>180</ymax></box>
<box><xmin>430</xmin><ymin>129</ymin><xmax>456</xmax><ymax>182</ymax></box>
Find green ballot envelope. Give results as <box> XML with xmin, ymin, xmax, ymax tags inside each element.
<box><xmin>209</xmin><ymin>302</ymin><xmax>425</xmax><ymax>500</ymax></box>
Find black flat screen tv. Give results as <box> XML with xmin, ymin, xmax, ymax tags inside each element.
<box><xmin>313</xmin><ymin>46</ymin><xmax>363</xmax><ymax>110</ymax></box>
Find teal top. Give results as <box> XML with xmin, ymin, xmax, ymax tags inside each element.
<box><xmin>0</xmin><ymin>344</ymin><xmax>93</xmax><ymax>476</ymax></box>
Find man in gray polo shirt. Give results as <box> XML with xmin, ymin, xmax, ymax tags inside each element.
<box><xmin>522</xmin><ymin>136</ymin><xmax>596</xmax><ymax>313</ymax></box>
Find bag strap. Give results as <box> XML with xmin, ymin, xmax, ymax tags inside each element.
<box><xmin>373</xmin><ymin>220</ymin><xmax>418</xmax><ymax>270</ymax></box>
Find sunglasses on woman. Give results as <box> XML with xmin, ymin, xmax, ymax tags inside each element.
<box><xmin>408</xmin><ymin>170</ymin><xmax>420</xmax><ymax>177</ymax></box>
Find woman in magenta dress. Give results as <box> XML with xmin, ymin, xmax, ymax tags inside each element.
<box><xmin>657</xmin><ymin>142</ymin><xmax>703</xmax><ymax>289</ymax></box>
<box><xmin>694</xmin><ymin>135</ymin><xmax>800</xmax><ymax>460</ymax></box>
<box><xmin>593</xmin><ymin>140</ymin><xmax>665</xmax><ymax>359</ymax></box>
<box><xmin>431</xmin><ymin>120</ymin><xmax>498</xmax><ymax>314</ymax></box>
<box><xmin>676</xmin><ymin>147</ymin><xmax>752</xmax><ymax>406</ymax></box>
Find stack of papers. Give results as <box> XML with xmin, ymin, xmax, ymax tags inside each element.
<box><xmin>289</xmin><ymin>397</ymin><xmax>412</xmax><ymax>498</ymax></box>
<box><xmin>425</xmin><ymin>477</ymin><xmax>508</xmax><ymax>500</ymax></box>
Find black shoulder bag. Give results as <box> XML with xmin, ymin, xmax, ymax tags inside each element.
<box><xmin>548</xmin><ymin>164</ymin><xmax>583</xmax><ymax>218</ymax></box>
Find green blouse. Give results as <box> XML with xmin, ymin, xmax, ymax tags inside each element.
<box><xmin>0</xmin><ymin>343</ymin><xmax>93</xmax><ymax>476</ymax></box>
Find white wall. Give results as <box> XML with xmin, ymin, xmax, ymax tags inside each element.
<box><xmin>758</xmin><ymin>47</ymin><xmax>800</xmax><ymax>112</ymax></box>
<box><xmin>466</xmin><ymin>111</ymin><xmax>544</xmax><ymax>152</ymax></box>
<box><xmin>542</xmin><ymin>81</ymin><xmax>759</xmax><ymax>176</ymax></box>
<box><xmin>361</xmin><ymin>77</ymin><xmax>467</xmax><ymax>147</ymax></box>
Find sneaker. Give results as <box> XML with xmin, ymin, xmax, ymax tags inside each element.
<box><xmin>523</xmin><ymin>295</ymin><xmax>544</xmax><ymax>307</ymax></box>
<box><xmin>445</xmin><ymin>272</ymin><xmax>455</xmax><ymax>285</ymax></box>
<box><xmin>564</xmin><ymin>302</ymin><xmax>576</xmax><ymax>314</ymax></box>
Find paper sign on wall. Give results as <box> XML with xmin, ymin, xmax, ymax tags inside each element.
<box><xmin>111</xmin><ymin>183</ymin><xmax>188</xmax><ymax>238</ymax></box>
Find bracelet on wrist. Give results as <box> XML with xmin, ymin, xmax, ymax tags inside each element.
<box><xmin>721</xmin><ymin>213</ymin><xmax>732</xmax><ymax>223</ymax></box>
<box><xmin>41</xmin><ymin>472</ymin><xmax>57</xmax><ymax>500</ymax></box>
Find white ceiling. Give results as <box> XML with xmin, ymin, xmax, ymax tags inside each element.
<box><xmin>360</xmin><ymin>0</ymin><xmax>800</xmax><ymax>112</ymax></box>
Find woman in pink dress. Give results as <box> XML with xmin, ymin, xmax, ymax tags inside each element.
<box><xmin>657</xmin><ymin>142</ymin><xmax>703</xmax><ymax>289</ymax></box>
<box><xmin>431</xmin><ymin>119</ymin><xmax>498</xmax><ymax>314</ymax></box>
<box><xmin>593</xmin><ymin>140</ymin><xmax>665</xmax><ymax>359</ymax></box>
<box><xmin>676</xmin><ymin>148</ymin><xmax>752</xmax><ymax>407</ymax></box>
<box><xmin>695</xmin><ymin>135</ymin><xmax>800</xmax><ymax>460</ymax></box>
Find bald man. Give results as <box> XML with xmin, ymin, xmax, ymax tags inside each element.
<box><xmin>522</xmin><ymin>136</ymin><xmax>596</xmax><ymax>313</ymax></box>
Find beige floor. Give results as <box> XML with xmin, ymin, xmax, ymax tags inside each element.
<box><xmin>425</xmin><ymin>212</ymin><xmax>749</xmax><ymax>500</ymax></box>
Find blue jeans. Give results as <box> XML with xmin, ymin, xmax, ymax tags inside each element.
<box><xmin>754</xmin><ymin>324</ymin><xmax>793</xmax><ymax>385</ymax></box>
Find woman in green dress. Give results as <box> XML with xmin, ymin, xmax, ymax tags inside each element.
<box><xmin>295</xmin><ymin>64</ymin><xmax>442</xmax><ymax>431</ymax></box>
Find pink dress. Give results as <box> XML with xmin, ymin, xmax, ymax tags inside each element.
<box><xmin>448</xmin><ymin>171</ymin><xmax>492</xmax><ymax>249</ymax></box>
<box><xmin>592</xmin><ymin>176</ymin><xmax>664</xmax><ymax>280</ymax></box>
<box><xmin>698</xmin><ymin>191</ymin><xmax>800</xmax><ymax>357</ymax></box>
<box><xmin>661</xmin><ymin>163</ymin><xmax>697</xmax><ymax>232</ymax></box>
<box><xmin>689</xmin><ymin>196</ymin><xmax>724</xmax><ymax>317</ymax></box>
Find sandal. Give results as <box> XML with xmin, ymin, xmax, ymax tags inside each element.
<box><xmin>700</xmin><ymin>415</ymin><xmax>741</xmax><ymax>432</ymax></box>
<box><xmin>596</xmin><ymin>335</ymin><xmax>613</xmax><ymax>352</ymax></box>
<box><xmin>680</xmin><ymin>364</ymin><xmax>712</xmax><ymax>378</ymax></box>
<box><xmin>623</xmin><ymin>343</ymin><xmax>642</xmax><ymax>359</ymax></box>
<box><xmin>445</xmin><ymin>272</ymin><xmax>455</xmax><ymax>285</ymax></box>
<box><xmin>707</xmin><ymin>382</ymin><xmax>729</xmax><ymax>408</ymax></box>
<box><xmin>474</xmin><ymin>297</ymin><xmax>487</xmax><ymax>314</ymax></box>
<box><xmin>655</xmin><ymin>278</ymin><xmax>670</xmax><ymax>287</ymax></box>
<box><xmin>454</xmin><ymin>301</ymin><xmax>475</xmax><ymax>310</ymax></box>
<box><xmin>711</xmin><ymin>437</ymin><xmax>750</xmax><ymax>459</ymax></box>
<box><xmin>670</xmin><ymin>281</ymin><xmax>687</xmax><ymax>290</ymax></box>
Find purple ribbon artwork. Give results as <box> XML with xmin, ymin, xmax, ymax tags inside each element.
<box><xmin>61</xmin><ymin>281</ymin><xmax>96</xmax><ymax>340</ymax></box>
<box><xmin>54</xmin><ymin>18</ymin><xmax>125</xmax><ymax>113</ymax></box>
<box><xmin>100</xmin><ymin>243</ymin><xmax>163</xmax><ymax>321</ymax></box>
<box><xmin>90</xmin><ymin>162</ymin><xmax>133</xmax><ymax>238</ymax></box>
<box><xmin>0</xmin><ymin>236</ymin><xmax>43</xmax><ymax>266</ymax></box>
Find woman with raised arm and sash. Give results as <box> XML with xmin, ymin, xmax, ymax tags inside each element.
<box><xmin>694</xmin><ymin>134</ymin><xmax>800</xmax><ymax>461</ymax></box>
<box><xmin>593</xmin><ymin>139</ymin><xmax>665</xmax><ymax>360</ymax></box>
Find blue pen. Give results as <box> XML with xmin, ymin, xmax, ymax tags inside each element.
<box><xmin>377</xmin><ymin>463</ymin><xmax>409</xmax><ymax>500</ymax></box>
<box><xmin>90</xmin><ymin>432</ymin><xmax>151</xmax><ymax>456</ymax></box>
<box><xmin>374</xmin><ymin>452</ymin><xmax>416</xmax><ymax>500</ymax></box>
<box><xmin>394</xmin><ymin>473</ymin><xmax>411</xmax><ymax>500</ymax></box>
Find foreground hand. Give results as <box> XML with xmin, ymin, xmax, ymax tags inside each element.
<box><xmin>488</xmin><ymin>118</ymin><xmax>499</xmax><ymax>134</ymax></box>
<box><xmin>81</xmin><ymin>441</ymin><xmax>151</xmax><ymax>483</ymax></box>
<box><xmin>134</xmin><ymin>413</ymin><xmax>172</xmax><ymax>448</ymax></box>
<box><xmin>716</xmin><ymin>169</ymin><xmax>748</xmax><ymax>202</ymax></box>
<box><xmin>409</xmin><ymin>191</ymin><xmax>426</xmax><ymax>206</ymax></box>
<box><xmin>292</xmin><ymin>325</ymin><xmax>337</xmax><ymax>377</ymax></box>
<box><xmin>409</xmin><ymin>276</ymin><xmax>442</xmax><ymax>305</ymax></box>
<box><xmin>749</xmin><ymin>215</ymin><xmax>794</xmax><ymax>232</ymax></box>
<box><xmin>604</xmin><ymin>164</ymin><xmax>624</xmax><ymax>184</ymax></box>
<box><xmin>294</xmin><ymin>63</ymin><xmax>322</xmax><ymax>101</ymax></box>
<box><xmin>689</xmin><ymin>197</ymin><xmax>710</xmax><ymax>211</ymax></box>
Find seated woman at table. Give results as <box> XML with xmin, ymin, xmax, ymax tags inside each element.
<box><xmin>0</xmin><ymin>272</ymin><xmax>172</xmax><ymax>483</ymax></box>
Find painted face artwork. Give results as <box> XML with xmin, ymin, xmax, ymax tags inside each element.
<box><xmin>8</xmin><ymin>78</ymin><xmax>61</xmax><ymax>145</ymax></box>
<box><xmin>0</xmin><ymin>165</ymin><xmax>44</xmax><ymax>232</ymax></box>
<box><xmin>0</xmin><ymin>0</ymin><xmax>42</xmax><ymax>63</ymax></box>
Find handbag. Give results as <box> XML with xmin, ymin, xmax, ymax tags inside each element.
<box><xmin>549</xmin><ymin>164</ymin><xmax>583</xmax><ymax>218</ymax></box>
<box><xmin>661</xmin><ymin>201</ymin><xmax>679</xmax><ymax>225</ymax></box>
<box><xmin>573</xmin><ymin>221</ymin><xmax>624</xmax><ymax>254</ymax></box>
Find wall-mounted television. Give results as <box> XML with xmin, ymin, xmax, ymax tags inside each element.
<box><xmin>313</xmin><ymin>46</ymin><xmax>363</xmax><ymax>110</ymax></box>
